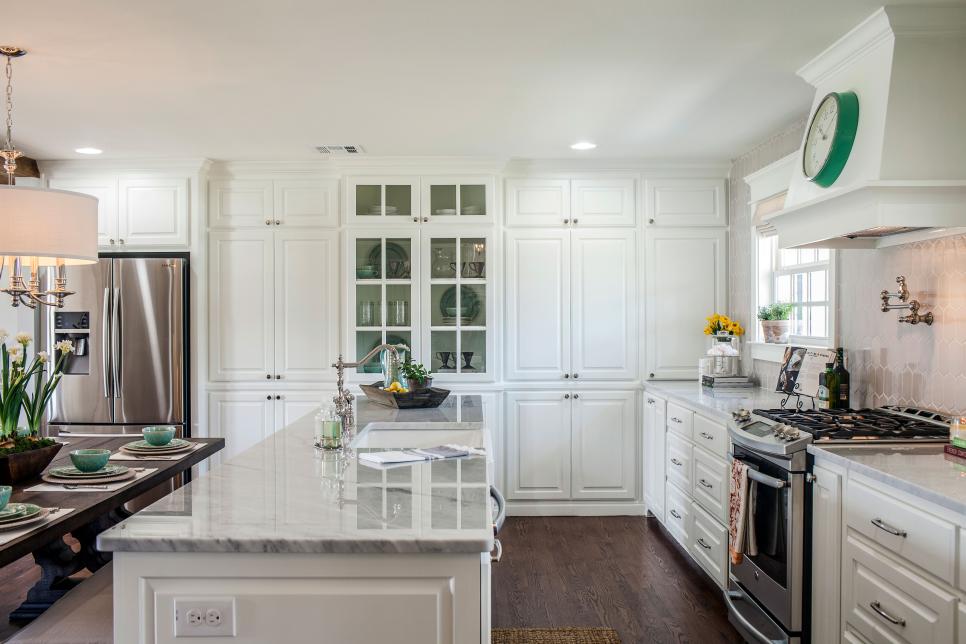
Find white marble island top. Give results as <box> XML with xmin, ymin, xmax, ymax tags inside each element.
<box><xmin>97</xmin><ymin>395</ymin><xmax>494</xmax><ymax>555</ymax></box>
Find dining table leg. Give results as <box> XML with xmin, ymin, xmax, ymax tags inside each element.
<box><xmin>72</xmin><ymin>506</ymin><xmax>131</xmax><ymax>572</ymax></box>
<box><xmin>8</xmin><ymin>537</ymin><xmax>83</xmax><ymax>623</ymax></box>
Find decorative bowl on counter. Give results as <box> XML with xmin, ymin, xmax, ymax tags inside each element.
<box><xmin>360</xmin><ymin>382</ymin><xmax>450</xmax><ymax>409</ymax></box>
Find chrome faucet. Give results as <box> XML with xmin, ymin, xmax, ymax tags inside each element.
<box><xmin>331</xmin><ymin>343</ymin><xmax>410</xmax><ymax>436</ymax></box>
<box><xmin>880</xmin><ymin>275</ymin><xmax>934</xmax><ymax>325</ymax></box>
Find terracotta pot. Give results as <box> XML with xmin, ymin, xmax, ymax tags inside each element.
<box><xmin>760</xmin><ymin>319</ymin><xmax>791</xmax><ymax>344</ymax></box>
<box><xmin>0</xmin><ymin>442</ymin><xmax>63</xmax><ymax>485</ymax></box>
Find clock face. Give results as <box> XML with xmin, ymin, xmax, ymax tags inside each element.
<box><xmin>801</xmin><ymin>91</ymin><xmax>859</xmax><ymax>188</ymax></box>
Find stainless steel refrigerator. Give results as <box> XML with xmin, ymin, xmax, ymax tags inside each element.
<box><xmin>39</xmin><ymin>253</ymin><xmax>189</xmax><ymax>438</ymax></box>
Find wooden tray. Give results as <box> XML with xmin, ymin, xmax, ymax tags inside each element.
<box><xmin>360</xmin><ymin>382</ymin><xmax>450</xmax><ymax>409</ymax></box>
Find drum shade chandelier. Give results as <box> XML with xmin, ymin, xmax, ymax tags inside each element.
<box><xmin>0</xmin><ymin>46</ymin><xmax>97</xmax><ymax>308</ymax></box>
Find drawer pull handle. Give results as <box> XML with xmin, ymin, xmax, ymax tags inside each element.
<box><xmin>871</xmin><ymin>518</ymin><xmax>907</xmax><ymax>538</ymax></box>
<box><xmin>699</xmin><ymin>479</ymin><xmax>713</xmax><ymax>489</ymax></box>
<box><xmin>699</xmin><ymin>432</ymin><xmax>714</xmax><ymax>440</ymax></box>
<box><xmin>670</xmin><ymin>417</ymin><xmax>683</xmax><ymax>424</ymax></box>
<box><xmin>670</xmin><ymin>458</ymin><xmax>683</xmax><ymax>467</ymax></box>
<box><xmin>696</xmin><ymin>538</ymin><xmax>712</xmax><ymax>550</ymax></box>
<box><xmin>869</xmin><ymin>601</ymin><xmax>905</xmax><ymax>627</ymax></box>
<box><xmin>669</xmin><ymin>509</ymin><xmax>681</xmax><ymax>519</ymax></box>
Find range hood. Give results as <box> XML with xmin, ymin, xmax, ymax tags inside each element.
<box><xmin>766</xmin><ymin>5</ymin><xmax>966</xmax><ymax>249</ymax></box>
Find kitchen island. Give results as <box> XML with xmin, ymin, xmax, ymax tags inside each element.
<box><xmin>98</xmin><ymin>395</ymin><xmax>496</xmax><ymax>644</ymax></box>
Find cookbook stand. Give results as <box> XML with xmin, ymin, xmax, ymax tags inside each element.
<box><xmin>779</xmin><ymin>391</ymin><xmax>817</xmax><ymax>411</ymax></box>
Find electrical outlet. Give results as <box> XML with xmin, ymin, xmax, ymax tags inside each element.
<box><xmin>174</xmin><ymin>597</ymin><xmax>236</xmax><ymax>638</ymax></box>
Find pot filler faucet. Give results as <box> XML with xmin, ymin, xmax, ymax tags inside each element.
<box><xmin>880</xmin><ymin>275</ymin><xmax>934</xmax><ymax>325</ymax></box>
<box><xmin>331</xmin><ymin>343</ymin><xmax>410</xmax><ymax>436</ymax></box>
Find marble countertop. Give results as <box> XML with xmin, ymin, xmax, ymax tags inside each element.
<box><xmin>809</xmin><ymin>443</ymin><xmax>966</xmax><ymax>516</ymax></box>
<box><xmin>97</xmin><ymin>395</ymin><xmax>494</xmax><ymax>555</ymax></box>
<box><xmin>643</xmin><ymin>381</ymin><xmax>788</xmax><ymax>423</ymax></box>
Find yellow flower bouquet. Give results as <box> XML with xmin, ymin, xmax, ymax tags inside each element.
<box><xmin>703</xmin><ymin>313</ymin><xmax>744</xmax><ymax>337</ymax></box>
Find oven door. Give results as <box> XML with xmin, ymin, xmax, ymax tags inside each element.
<box><xmin>730</xmin><ymin>443</ymin><xmax>805</xmax><ymax>634</ymax></box>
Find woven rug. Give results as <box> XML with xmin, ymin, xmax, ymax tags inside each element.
<box><xmin>492</xmin><ymin>627</ymin><xmax>621</xmax><ymax>644</ymax></box>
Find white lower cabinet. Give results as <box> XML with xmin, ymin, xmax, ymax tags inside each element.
<box><xmin>665</xmin><ymin>432</ymin><xmax>693</xmax><ymax>491</ymax></box>
<box><xmin>691</xmin><ymin>447</ymin><xmax>727</xmax><ymax>524</ymax></box>
<box><xmin>664</xmin><ymin>482</ymin><xmax>692</xmax><ymax>548</ymax></box>
<box><xmin>505</xmin><ymin>390</ymin><xmax>637</xmax><ymax>505</ymax></box>
<box><xmin>811</xmin><ymin>462</ymin><xmax>844</xmax><ymax>644</ymax></box>
<box><xmin>642</xmin><ymin>393</ymin><xmax>667</xmax><ymax>520</ymax></box>
<box><xmin>690</xmin><ymin>503</ymin><xmax>728</xmax><ymax>587</ymax></box>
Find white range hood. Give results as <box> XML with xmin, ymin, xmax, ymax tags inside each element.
<box><xmin>766</xmin><ymin>5</ymin><xmax>966</xmax><ymax>249</ymax></box>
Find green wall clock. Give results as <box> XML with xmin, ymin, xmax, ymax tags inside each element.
<box><xmin>802</xmin><ymin>91</ymin><xmax>859</xmax><ymax>188</ymax></box>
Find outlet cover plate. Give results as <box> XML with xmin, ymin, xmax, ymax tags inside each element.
<box><xmin>174</xmin><ymin>597</ymin><xmax>236</xmax><ymax>638</ymax></box>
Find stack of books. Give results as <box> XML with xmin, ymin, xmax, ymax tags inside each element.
<box><xmin>701</xmin><ymin>374</ymin><xmax>754</xmax><ymax>389</ymax></box>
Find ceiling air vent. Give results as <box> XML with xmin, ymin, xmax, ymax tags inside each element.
<box><xmin>315</xmin><ymin>145</ymin><xmax>365</xmax><ymax>155</ymax></box>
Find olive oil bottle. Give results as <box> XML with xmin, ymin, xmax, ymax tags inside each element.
<box><xmin>833</xmin><ymin>347</ymin><xmax>851</xmax><ymax>409</ymax></box>
<box><xmin>817</xmin><ymin>363</ymin><xmax>835</xmax><ymax>409</ymax></box>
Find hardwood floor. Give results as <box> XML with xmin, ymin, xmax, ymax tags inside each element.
<box><xmin>492</xmin><ymin>516</ymin><xmax>743</xmax><ymax>644</ymax></box>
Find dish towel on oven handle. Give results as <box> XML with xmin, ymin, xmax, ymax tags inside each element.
<box><xmin>728</xmin><ymin>458</ymin><xmax>759</xmax><ymax>565</ymax></box>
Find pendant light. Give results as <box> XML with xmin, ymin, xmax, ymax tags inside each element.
<box><xmin>0</xmin><ymin>46</ymin><xmax>97</xmax><ymax>309</ymax></box>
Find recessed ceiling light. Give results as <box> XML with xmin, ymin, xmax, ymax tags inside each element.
<box><xmin>74</xmin><ymin>147</ymin><xmax>102</xmax><ymax>155</ymax></box>
<box><xmin>570</xmin><ymin>141</ymin><xmax>597</xmax><ymax>151</ymax></box>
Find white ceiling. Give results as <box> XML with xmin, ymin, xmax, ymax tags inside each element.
<box><xmin>1</xmin><ymin>0</ymin><xmax>921</xmax><ymax>162</ymax></box>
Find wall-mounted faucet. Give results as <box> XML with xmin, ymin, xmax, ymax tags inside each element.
<box><xmin>880</xmin><ymin>276</ymin><xmax>933</xmax><ymax>325</ymax></box>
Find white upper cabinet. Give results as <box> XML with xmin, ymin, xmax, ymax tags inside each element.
<box><xmin>571</xmin><ymin>178</ymin><xmax>636</xmax><ymax>227</ymax></box>
<box><xmin>505</xmin><ymin>179</ymin><xmax>570</xmax><ymax>227</ymax></box>
<box><xmin>48</xmin><ymin>177</ymin><xmax>117</xmax><ymax>247</ymax></box>
<box><xmin>645</xmin><ymin>228</ymin><xmax>726</xmax><ymax>379</ymax></box>
<box><xmin>571</xmin><ymin>390</ymin><xmax>637</xmax><ymax>500</ymax></box>
<box><xmin>504</xmin><ymin>229</ymin><xmax>571</xmax><ymax>381</ymax></box>
<box><xmin>571</xmin><ymin>229</ymin><xmax>637</xmax><ymax>380</ymax></box>
<box><xmin>118</xmin><ymin>178</ymin><xmax>189</xmax><ymax>247</ymax></box>
<box><xmin>208</xmin><ymin>230</ymin><xmax>275</xmax><ymax>382</ymax></box>
<box><xmin>644</xmin><ymin>178</ymin><xmax>726</xmax><ymax>227</ymax></box>
<box><xmin>420</xmin><ymin>176</ymin><xmax>496</xmax><ymax>224</ymax></box>
<box><xmin>345</xmin><ymin>176</ymin><xmax>421</xmax><ymax>225</ymax></box>
<box><xmin>209</xmin><ymin>178</ymin><xmax>337</xmax><ymax>228</ymax></box>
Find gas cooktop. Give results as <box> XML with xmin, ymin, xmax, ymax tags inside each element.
<box><xmin>751</xmin><ymin>406</ymin><xmax>950</xmax><ymax>442</ymax></box>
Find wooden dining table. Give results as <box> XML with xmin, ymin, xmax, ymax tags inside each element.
<box><xmin>0</xmin><ymin>435</ymin><xmax>224</xmax><ymax>622</ymax></box>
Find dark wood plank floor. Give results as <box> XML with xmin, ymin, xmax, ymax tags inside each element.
<box><xmin>492</xmin><ymin>516</ymin><xmax>743</xmax><ymax>644</ymax></box>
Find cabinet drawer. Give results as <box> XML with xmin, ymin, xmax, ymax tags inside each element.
<box><xmin>666</xmin><ymin>433</ymin><xmax>693</xmax><ymax>492</ymax></box>
<box><xmin>666</xmin><ymin>402</ymin><xmax>693</xmax><ymax>438</ymax></box>
<box><xmin>846</xmin><ymin>476</ymin><xmax>956</xmax><ymax>584</ymax></box>
<box><xmin>844</xmin><ymin>534</ymin><xmax>957</xmax><ymax>644</ymax></box>
<box><xmin>690</xmin><ymin>504</ymin><xmax>728</xmax><ymax>588</ymax></box>
<box><xmin>692</xmin><ymin>448</ymin><xmax>728</xmax><ymax>524</ymax></box>
<box><xmin>692</xmin><ymin>414</ymin><xmax>727</xmax><ymax>458</ymax></box>
<box><xmin>665</xmin><ymin>482</ymin><xmax>692</xmax><ymax>548</ymax></box>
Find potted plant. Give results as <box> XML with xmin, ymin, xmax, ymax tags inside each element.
<box><xmin>0</xmin><ymin>332</ymin><xmax>75</xmax><ymax>484</ymax></box>
<box><xmin>399</xmin><ymin>360</ymin><xmax>433</xmax><ymax>391</ymax></box>
<box><xmin>758</xmin><ymin>303</ymin><xmax>793</xmax><ymax>344</ymax></box>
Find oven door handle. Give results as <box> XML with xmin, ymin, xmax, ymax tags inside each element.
<box><xmin>724</xmin><ymin>590</ymin><xmax>786</xmax><ymax>644</ymax></box>
<box><xmin>746</xmin><ymin>467</ymin><xmax>787</xmax><ymax>489</ymax></box>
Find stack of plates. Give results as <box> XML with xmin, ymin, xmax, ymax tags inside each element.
<box><xmin>43</xmin><ymin>464</ymin><xmax>135</xmax><ymax>486</ymax></box>
<box><xmin>0</xmin><ymin>503</ymin><xmax>48</xmax><ymax>532</ymax></box>
<box><xmin>434</xmin><ymin>208</ymin><xmax>457</xmax><ymax>216</ymax></box>
<box><xmin>120</xmin><ymin>438</ymin><xmax>195</xmax><ymax>457</ymax></box>
<box><xmin>460</xmin><ymin>205</ymin><xmax>483</xmax><ymax>216</ymax></box>
<box><xmin>368</xmin><ymin>206</ymin><xmax>398</xmax><ymax>215</ymax></box>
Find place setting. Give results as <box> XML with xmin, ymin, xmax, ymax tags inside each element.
<box><xmin>111</xmin><ymin>426</ymin><xmax>202</xmax><ymax>461</ymax></box>
<box><xmin>0</xmin><ymin>485</ymin><xmax>74</xmax><ymax>544</ymax></box>
<box><xmin>26</xmin><ymin>448</ymin><xmax>156</xmax><ymax>493</ymax></box>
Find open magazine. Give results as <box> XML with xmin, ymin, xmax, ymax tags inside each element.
<box><xmin>358</xmin><ymin>444</ymin><xmax>484</xmax><ymax>466</ymax></box>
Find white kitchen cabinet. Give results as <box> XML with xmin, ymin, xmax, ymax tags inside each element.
<box><xmin>643</xmin><ymin>393</ymin><xmax>667</xmax><ymax>520</ymax></box>
<box><xmin>812</xmin><ymin>462</ymin><xmax>843</xmax><ymax>644</ymax></box>
<box><xmin>504</xmin><ymin>229</ymin><xmax>571</xmax><ymax>381</ymax></box>
<box><xmin>571</xmin><ymin>178</ymin><xmax>635</xmax><ymax>227</ymax></box>
<box><xmin>48</xmin><ymin>177</ymin><xmax>117</xmax><ymax>247</ymax></box>
<box><xmin>645</xmin><ymin>228</ymin><xmax>727</xmax><ymax>379</ymax></box>
<box><xmin>690</xmin><ymin>503</ymin><xmax>728</xmax><ymax>588</ymax></box>
<box><xmin>118</xmin><ymin>178</ymin><xmax>189</xmax><ymax>247</ymax></box>
<box><xmin>665</xmin><ymin>432</ymin><xmax>693</xmax><ymax>492</ymax></box>
<box><xmin>644</xmin><ymin>178</ymin><xmax>726</xmax><ymax>227</ymax></box>
<box><xmin>665</xmin><ymin>481</ymin><xmax>692</xmax><ymax>548</ymax></box>
<box><xmin>207</xmin><ymin>390</ymin><xmax>276</xmax><ymax>463</ymax></box>
<box><xmin>420</xmin><ymin>176</ymin><xmax>496</xmax><ymax>224</ymax></box>
<box><xmin>505</xmin><ymin>391</ymin><xmax>572</xmax><ymax>500</ymax></box>
<box><xmin>345</xmin><ymin>176</ymin><xmax>420</xmax><ymax>225</ymax></box>
<box><xmin>209</xmin><ymin>230</ymin><xmax>339</xmax><ymax>382</ymax></box>
<box><xmin>691</xmin><ymin>447</ymin><xmax>727</xmax><ymax>524</ymax></box>
<box><xmin>505</xmin><ymin>228</ymin><xmax>637</xmax><ymax>382</ymax></box>
<box><xmin>571</xmin><ymin>391</ymin><xmax>636</xmax><ymax>500</ymax></box>
<box><xmin>209</xmin><ymin>178</ymin><xmax>338</xmax><ymax>228</ymax></box>
<box><xmin>505</xmin><ymin>178</ymin><xmax>570</xmax><ymax>227</ymax></box>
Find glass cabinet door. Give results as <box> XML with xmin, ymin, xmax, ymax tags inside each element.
<box><xmin>421</xmin><ymin>231</ymin><xmax>492</xmax><ymax>379</ymax></box>
<box><xmin>349</xmin><ymin>233</ymin><xmax>419</xmax><ymax>375</ymax></box>
<box><xmin>347</xmin><ymin>177</ymin><xmax>420</xmax><ymax>224</ymax></box>
<box><xmin>420</xmin><ymin>177</ymin><xmax>494</xmax><ymax>223</ymax></box>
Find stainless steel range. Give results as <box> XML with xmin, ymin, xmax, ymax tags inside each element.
<box><xmin>724</xmin><ymin>405</ymin><xmax>949</xmax><ymax>644</ymax></box>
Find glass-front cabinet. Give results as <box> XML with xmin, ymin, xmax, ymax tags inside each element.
<box><xmin>420</xmin><ymin>176</ymin><xmax>495</xmax><ymax>224</ymax></box>
<box><xmin>345</xmin><ymin>229</ymin><xmax>493</xmax><ymax>382</ymax></box>
<box><xmin>345</xmin><ymin>177</ymin><xmax>421</xmax><ymax>225</ymax></box>
<box><xmin>345</xmin><ymin>176</ymin><xmax>495</xmax><ymax>226</ymax></box>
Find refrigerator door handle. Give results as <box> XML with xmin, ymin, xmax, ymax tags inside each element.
<box><xmin>102</xmin><ymin>287</ymin><xmax>111</xmax><ymax>399</ymax></box>
<box><xmin>112</xmin><ymin>287</ymin><xmax>121</xmax><ymax>399</ymax></box>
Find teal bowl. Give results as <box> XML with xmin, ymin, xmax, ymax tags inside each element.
<box><xmin>0</xmin><ymin>486</ymin><xmax>11</xmax><ymax>511</ymax></box>
<box><xmin>69</xmin><ymin>449</ymin><xmax>111</xmax><ymax>473</ymax></box>
<box><xmin>142</xmin><ymin>426</ymin><xmax>176</xmax><ymax>446</ymax></box>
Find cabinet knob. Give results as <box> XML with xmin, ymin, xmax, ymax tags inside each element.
<box><xmin>422</xmin><ymin>217</ymin><xmax>429</xmax><ymax>222</ymax></box>
<box><xmin>564</xmin><ymin>373</ymin><xmax>570</xmax><ymax>379</ymax></box>
<box><xmin>266</xmin><ymin>374</ymin><xmax>272</xmax><ymax>379</ymax></box>
<box><xmin>573</xmin><ymin>372</ymin><xmax>578</xmax><ymax>379</ymax></box>
<box><xmin>413</xmin><ymin>217</ymin><xmax>419</xmax><ymax>223</ymax></box>
<box><xmin>119</xmin><ymin>239</ymin><xmax>125</xmax><ymax>245</ymax></box>
<box><xmin>109</xmin><ymin>239</ymin><xmax>115</xmax><ymax>245</ymax></box>
<box><xmin>649</xmin><ymin>373</ymin><xmax>655</xmax><ymax>378</ymax></box>
<box><xmin>649</xmin><ymin>218</ymin><xmax>655</xmax><ymax>225</ymax></box>
<box><xmin>266</xmin><ymin>395</ymin><xmax>272</xmax><ymax>400</ymax></box>
<box><xmin>563</xmin><ymin>219</ymin><xmax>569</xmax><ymax>224</ymax></box>
<box><xmin>275</xmin><ymin>220</ymin><xmax>281</xmax><ymax>226</ymax></box>
<box><xmin>265</xmin><ymin>219</ymin><xmax>271</xmax><ymax>226</ymax></box>
<box><xmin>647</xmin><ymin>398</ymin><xmax>655</xmax><ymax>405</ymax></box>
<box><xmin>275</xmin><ymin>395</ymin><xmax>282</xmax><ymax>400</ymax></box>
<box><xmin>573</xmin><ymin>393</ymin><xmax>580</xmax><ymax>399</ymax></box>
<box><xmin>573</xmin><ymin>218</ymin><xmax>579</xmax><ymax>224</ymax></box>
<box><xmin>564</xmin><ymin>393</ymin><xmax>570</xmax><ymax>399</ymax></box>
<box><xmin>275</xmin><ymin>374</ymin><xmax>282</xmax><ymax>379</ymax></box>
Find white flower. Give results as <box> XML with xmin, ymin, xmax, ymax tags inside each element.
<box><xmin>15</xmin><ymin>332</ymin><xmax>31</xmax><ymax>346</ymax></box>
<box><xmin>55</xmin><ymin>340</ymin><xmax>75</xmax><ymax>354</ymax></box>
<box><xmin>0</xmin><ymin>329</ymin><xmax>7</xmax><ymax>343</ymax></box>
<box><xmin>36</xmin><ymin>351</ymin><xmax>49</xmax><ymax>364</ymax></box>
<box><xmin>8</xmin><ymin>345</ymin><xmax>22</xmax><ymax>363</ymax></box>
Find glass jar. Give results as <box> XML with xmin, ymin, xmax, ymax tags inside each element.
<box><xmin>951</xmin><ymin>416</ymin><xmax>966</xmax><ymax>449</ymax></box>
<box><xmin>707</xmin><ymin>333</ymin><xmax>740</xmax><ymax>377</ymax></box>
<box><xmin>315</xmin><ymin>404</ymin><xmax>343</xmax><ymax>450</ymax></box>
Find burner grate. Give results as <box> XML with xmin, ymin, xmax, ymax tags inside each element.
<box><xmin>752</xmin><ymin>407</ymin><xmax>949</xmax><ymax>442</ymax></box>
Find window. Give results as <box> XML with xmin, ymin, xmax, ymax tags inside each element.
<box><xmin>756</xmin><ymin>235</ymin><xmax>834</xmax><ymax>344</ymax></box>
